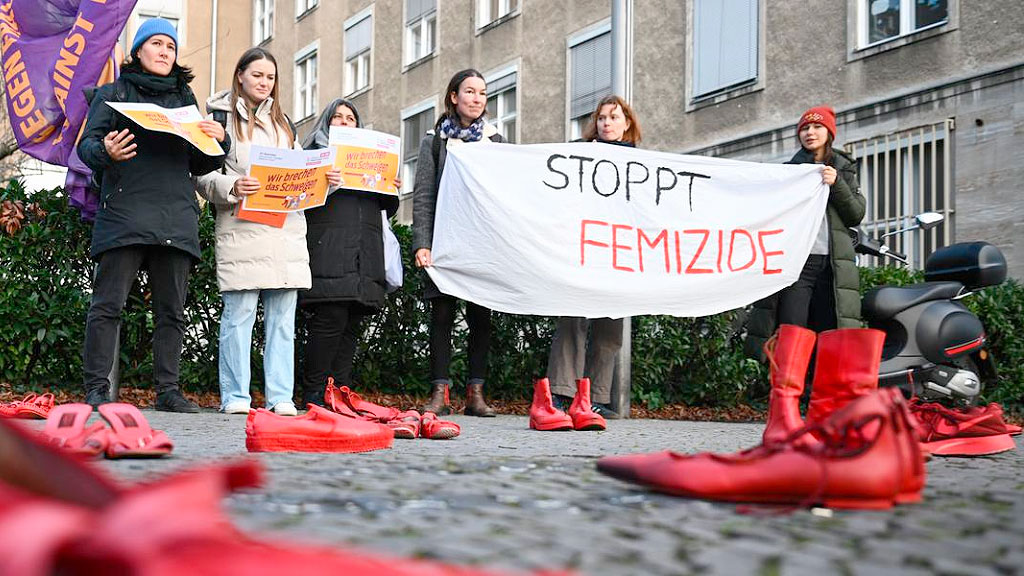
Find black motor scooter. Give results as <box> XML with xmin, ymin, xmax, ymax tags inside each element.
<box><xmin>853</xmin><ymin>213</ymin><xmax>1008</xmax><ymax>405</ymax></box>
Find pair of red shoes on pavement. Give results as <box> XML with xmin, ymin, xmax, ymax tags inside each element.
<box><xmin>246</xmin><ymin>378</ymin><xmax>462</xmax><ymax>452</ymax></box>
<box><xmin>42</xmin><ymin>403</ymin><xmax>173</xmax><ymax>459</ymax></box>
<box><xmin>530</xmin><ymin>378</ymin><xmax>607</xmax><ymax>431</ymax></box>
<box><xmin>908</xmin><ymin>398</ymin><xmax>1019</xmax><ymax>456</ymax></box>
<box><xmin>323</xmin><ymin>379</ymin><xmax>461</xmax><ymax>440</ymax></box>
<box><xmin>597</xmin><ymin>327</ymin><xmax>928</xmax><ymax>510</ymax></box>
<box><xmin>0</xmin><ymin>417</ymin><xmax>570</xmax><ymax>576</ymax></box>
<box><xmin>0</xmin><ymin>392</ymin><xmax>55</xmax><ymax>419</ymax></box>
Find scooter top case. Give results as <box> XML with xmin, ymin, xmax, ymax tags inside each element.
<box><xmin>924</xmin><ymin>241</ymin><xmax>1007</xmax><ymax>289</ymax></box>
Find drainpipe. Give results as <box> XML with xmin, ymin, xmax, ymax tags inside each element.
<box><xmin>610</xmin><ymin>0</ymin><xmax>633</xmax><ymax>418</ymax></box>
<box><xmin>210</xmin><ymin>0</ymin><xmax>218</xmax><ymax>98</ymax></box>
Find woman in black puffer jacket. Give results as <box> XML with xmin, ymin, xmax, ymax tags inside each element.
<box><xmin>298</xmin><ymin>98</ymin><xmax>400</xmax><ymax>406</ymax></box>
<box><xmin>77</xmin><ymin>19</ymin><xmax>229</xmax><ymax>412</ymax></box>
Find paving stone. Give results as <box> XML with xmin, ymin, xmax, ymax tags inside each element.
<box><xmin>25</xmin><ymin>411</ymin><xmax>1020</xmax><ymax>575</ymax></box>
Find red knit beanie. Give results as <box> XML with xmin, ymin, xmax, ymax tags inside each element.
<box><xmin>797</xmin><ymin>106</ymin><xmax>837</xmax><ymax>140</ymax></box>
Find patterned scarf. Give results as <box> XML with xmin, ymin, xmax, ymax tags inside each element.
<box><xmin>439</xmin><ymin>116</ymin><xmax>485</xmax><ymax>142</ymax></box>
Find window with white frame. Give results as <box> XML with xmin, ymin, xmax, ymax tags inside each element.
<box><xmin>861</xmin><ymin>0</ymin><xmax>948</xmax><ymax>47</ymax></box>
<box><xmin>486</xmin><ymin>70</ymin><xmax>517</xmax><ymax>143</ymax></box>
<box><xmin>568</xmin><ymin>29</ymin><xmax>611</xmax><ymax>140</ymax></box>
<box><xmin>401</xmin><ymin>103</ymin><xmax>435</xmax><ymax>195</ymax></box>
<box><xmin>405</xmin><ymin>0</ymin><xmax>436</xmax><ymax>65</ymax></box>
<box><xmin>294</xmin><ymin>45</ymin><xmax>317</xmax><ymax>121</ymax></box>
<box><xmin>692</xmin><ymin>0</ymin><xmax>758</xmax><ymax>99</ymax></box>
<box><xmin>345</xmin><ymin>12</ymin><xmax>372</xmax><ymax>95</ymax></box>
<box><xmin>477</xmin><ymin>0</ymin><xmax>518</xmax><ymax>29</ymax></box>
<box><xmin>253</xmin><ymin>0</ymin><xmax>274</xmax><ymax>44</ymax></box>
<box><xmin>845</xmin><ymin>119</ymin><xmax>954</xmax><ymax>268</ymax></box>
<box><xmin>296</xmin><ymin>0</ymin><xmax>317</xmax><ymax>18</ymax></box>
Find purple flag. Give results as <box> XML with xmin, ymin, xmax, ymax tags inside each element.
<box><xmin>0</xmin><ymin>0</ymin><xmax>136</xmax><ymax>165</ymax></box>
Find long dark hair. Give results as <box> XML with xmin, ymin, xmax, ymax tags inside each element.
<box><xmin>230</xmin><ymin>47</ymin><xmax>293</xmax><ymax>144</ymax></box>
<box><xmin>581</xmin><ymin>94</ymin><xmax>642</xmax><ymax>144</ymax></box>
<box><xmin>435</xmin><ymin>68</ymin><xmax>485</xmax><ymax>130</ymax></box>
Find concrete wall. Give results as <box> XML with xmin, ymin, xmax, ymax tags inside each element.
<box><xmin>181</xmin><ymin>0</ymin><xmax>1024</xmax><ymax>277</ymax></box>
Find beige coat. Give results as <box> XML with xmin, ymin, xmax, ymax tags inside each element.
<box><xmin>195</xmin><ymin>91</ymin><xmax>311</xmax><ymax>292</ymax></box>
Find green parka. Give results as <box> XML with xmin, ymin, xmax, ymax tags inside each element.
<box><xmin>744</xmin><ymin>147</ymin><xmax>866</xmax><ymax>359</ymax></box>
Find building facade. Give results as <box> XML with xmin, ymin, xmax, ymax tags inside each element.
<box><xmin>181</xmin><ymin>0</ymin><xmax>1024</xmax><ymax>277</ymax></box>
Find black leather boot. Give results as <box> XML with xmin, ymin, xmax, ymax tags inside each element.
<box><xmin>421</xmin><ymin>381</ymin><xmax>453</xmax><ymax>415</ymax></box>
<box><xmin>464</xmin><ymin>381</ymin><xmax>497</xmax><ymax>417</ymax></box>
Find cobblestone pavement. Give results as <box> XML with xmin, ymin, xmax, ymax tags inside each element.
<box><xmin>55</xmin><ymin>411</ymin><xmax>1024</xmax><ymax>575</ymax></box>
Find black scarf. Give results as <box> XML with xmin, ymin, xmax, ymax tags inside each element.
<box><xmin>120</xmin><ymin>69</ymin><xmax>193</xmax><ymax>104</ymax></box>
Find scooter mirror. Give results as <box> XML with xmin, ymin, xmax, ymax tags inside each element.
<box><xmin>916</xmin><ymin>212</ymin><xmax>944</xmax><ymax>229</ymax></box>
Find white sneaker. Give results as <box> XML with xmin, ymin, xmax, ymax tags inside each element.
<box><xmin>272</xmin><ymin>402</ymin><xmax>298</xmax><ymax>416</ymax></box>
<box><xmin>222</xmin><ymin>400</ymin><xmax>251</xmax><ymax>414</ymax></box>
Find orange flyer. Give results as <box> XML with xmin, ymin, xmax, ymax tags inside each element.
<box><xmin>106</xmin><ymin>102</ymin><xmax>224</xmax><ymax>156</ymax></box>
<box><xmin>328</xmin><ymin>126</ymin><xmax>401</xmax><ymax>196</ymax></box>
<box><xmin>242</xmin><ymin>145</ymin><xmax>336</xmax><ymax>213</ymax></box>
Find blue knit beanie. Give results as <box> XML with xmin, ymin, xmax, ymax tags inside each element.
<box><xmin>131</xmin><ymin>18</ymin><xmax>178</xmax><ymax>57</ymax></box>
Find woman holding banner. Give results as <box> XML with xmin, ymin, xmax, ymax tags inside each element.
<box><xmin>745</xmin><ymin>106</ymin><xmax>865</xmax><ymax>356</ymax></box>
<box><xmin>413</xmin><ymin>69</ymin><xmax>505</xmax><ymax>417</ymax></box>
<box><xmin>535</xmin><ymin>95</ymin><xmax>642</xmax><ymax>430</ymax></box>
<box><xmin>78</xmin><ymin>19</ymin><xmax>229</xmax><ymax>412</ymax></box>
<box><xmin>297</xmin><ymin>99</ymin><xmax>400</xmax><ymax>407</ymax></box>
<box><xmin>195</xmin><ymin>47</ymin><xmax>341</xmax><ymax>415</ymax></box>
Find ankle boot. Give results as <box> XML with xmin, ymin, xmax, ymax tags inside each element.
<box><xmin>569</xmin><ymin>378</ymin><xmax>606</xmax><ymax>431</ymax></box>
<box><xmin>805</xmin><ymin>328</ymin><xmax>886</xmax><ymax>425</ymax></box>
<box><xmin>762</xmin><ymin>324</ymin><xmax>817</xmax><ymax>444</ymax></box>
<box><xmin>529</xmin><ymin>378</ymin><xmax>573</xmax><ymax>431</ymax></box>
<box><xmin>464</xmin><ymin>381</ymin><xmax>497</xmax><ymax>417</ymax></box>
<box><xmin>421</xmin><ymin>381</ymin><xmax>452</xmax><ymax>416</ymax></box>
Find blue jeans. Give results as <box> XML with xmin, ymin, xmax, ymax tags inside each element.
<box><xmin>219</xmin><ymin>289</ymin><xmax>297</xmax><ymax>409</ymax></box>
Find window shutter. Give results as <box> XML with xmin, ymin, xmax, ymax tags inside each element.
<box><xmin>346</xmin><ymin>16</ymin><xmax>372</xmax><ymax>57</ymax></box>
<box><xmin>570</xmin><ymin>32</ymin><xmax>612</xmax><ymax>119</ymax></box>
<box><xmin>694</xmin><ymin>0</ymin><xmax>758</xmax><ymax>96</ymax></box>
<box><xmin>406</xmin><ymin>0</ymin><xmax>435</xmax><ymax>25</ymax></box>
<box><xmin>488</xmin><ymin>71</ymin><xmax>517</xmax><ymax>95</ymax></box>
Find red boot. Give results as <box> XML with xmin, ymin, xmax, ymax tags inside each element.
<box><xmin>569</xmin><ymin>378</ymin><xmax>606</xmax><ymax>431</ymax></box>
<box><xmin>762</xmin><ymin>325</ymin><xmax>816</xmax><ymax>444</ymax></box>
<box><xmin>529</xmin><ymin>378</ymin><xmax>573</xmax><ymax>431</ymax></box>
<box><xmin>596</xmin><ymin>388</ymin><xmax>925</xmax><ymax>509</ymax></box>
<box><xmin>805</xmin><ymin>328</ymin><xmax>886</xmax><ymax>425</ymax></box>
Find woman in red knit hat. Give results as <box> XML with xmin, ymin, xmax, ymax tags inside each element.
<box><xmin>745</xmin><ymin>106</ymin><xmax>867</xmax><ymax>356</ymax></box>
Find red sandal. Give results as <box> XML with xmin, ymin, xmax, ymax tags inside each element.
<box><xmin>10</xmin><ymin>393</ymin><xmax>56</xmax><ymax>420</ymax></box>
<box><xmin>41</xmin><ymin>404</ymin><xmax>108</xmax><ymax>458</ymax></box>
<box><xmin>98</xmin><ymin>403</ymin><xmax>173</xmax><ymax>459</ymax></box>
<box><xmin>420</xmin><ymin>412</ymin><xmax>461</xmax><ymax>440</ymax></box>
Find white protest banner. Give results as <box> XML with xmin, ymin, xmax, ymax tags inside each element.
<box><xmin>426</xmin><ymin>142</ymin><xmax>829</xmax><ymax>318</ymax></box>
<box><xmin>328</xmin><ymin>126</ymin><xmax>401</xmax><ymax>195</ymax></box>
<box><xmin>106</xmin><ymin>102</ymin><xmax>224</xmax><ymax>156</ymax></box>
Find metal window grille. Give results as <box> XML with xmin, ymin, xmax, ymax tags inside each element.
<box><xmin>844</xmin><ymin>118</ymin><xmax>954</xmax><ymax>269</ymax></box>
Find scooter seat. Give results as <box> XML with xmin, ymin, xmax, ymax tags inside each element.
<box><xmin>862</xmin><ymin>281</ymin><xmax>964</xmax><ymax>322</ymax></box>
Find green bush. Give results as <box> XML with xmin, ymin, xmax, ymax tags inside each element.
<box><xmin>2</xmin><ymin>181</ymin><xmax>1020</xmax><ymax>414</ymax></box>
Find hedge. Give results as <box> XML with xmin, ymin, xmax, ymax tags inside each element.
<box><xmin>1</xmin><ymin>181</ymin><xmax>1021</xmax><ymax>413</ymax></box>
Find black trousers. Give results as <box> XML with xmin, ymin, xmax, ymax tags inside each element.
<box><xmin>776</xmin><ymin>254</ymin><xmax>829</xmax><ymax>328</ymax></box>
<box><xmin>429</xmin><ymin>295</ymin><xmax>491</xmax><ymax>384</ymax></box>
<box><xmin>83</xmin><ymin>245</ymin><xmax>192</xmax><ymax>395</ymax></box>
<box><xmin>301</xmin><ymin>301</ymin><xmax>365</xmax><ymax>401</ymax></box>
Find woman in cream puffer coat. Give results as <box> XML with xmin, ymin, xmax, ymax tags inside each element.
<box><xmin>195</xmin><ymin>47</ymin><xmax>340</xmax><ymax>415</ymax></box>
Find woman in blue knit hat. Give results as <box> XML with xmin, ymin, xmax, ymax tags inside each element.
<box><xmin>77</xmin><ymin>18</ymin><xmax>230</xmax><ymax>412</ymax></box>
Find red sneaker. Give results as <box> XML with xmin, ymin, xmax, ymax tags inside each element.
<box><xmin>972</xmin><ymin>403</ymin><xmax>1022</xmax><ymax>436</ymax></box>
<box><xmin>245</xmin><ymin>405</ymin><xmax>393</xmax><ymax>453</ymax></box>
<box><xmin>908</xmin><ymin>400</ymin><xmax>1016</xmax><ymax>457</ymax></box>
